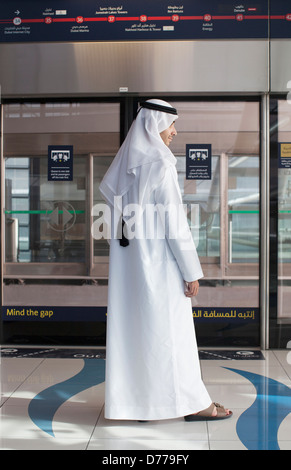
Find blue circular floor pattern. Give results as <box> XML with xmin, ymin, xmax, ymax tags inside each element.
<box><xmin>28</xmin><ymin>360</ymin><xmax>291</xmax><ymax>449</ymax></box>
<box><xmin>225</xmin><ymin>367</ymin><xmax>291</xmax><ymax>450</ymax></box>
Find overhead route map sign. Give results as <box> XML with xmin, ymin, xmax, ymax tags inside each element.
<box><xmin>0</xmin><ymin>0</ymin><xmax>269</xmax><ymax>43</ymax></box>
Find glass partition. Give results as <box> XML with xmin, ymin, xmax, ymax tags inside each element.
<box><xmin>3</xmin><ymin>101</ymin><xmax>120</xmax><ymax>277</ymax></box>
<box><xmin>170</xmin><ymin>100</ymin><xmax>261</xmax><ymax>346</ymax></box>
<box><xmin>1</xmin><ymin>97</ymin><xmax>263</xmax><ymax>346</ymax></box>
<box><xmin>228</xmin><ymin>155</ymin><xmax>260</xmax><ymax>266</ymax></box>
<box><xmin>5</xmin><ymin>156</ymin><xmax>87</xmax><ymax>263</ymax></box>
<box><xmin>277</xmin><ymin>100</ymin><xmax>291</xmax><ymax>325</ymax></box>
<box><xmin>269</xmin><ymin>98</ymin><xmax>291</xmax><ymax>348</ymax></box>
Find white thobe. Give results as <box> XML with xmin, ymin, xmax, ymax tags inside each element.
<box><xmin>104</xmin><ymin>164</ymin><xmax>212</xmax><ymax>420</ymax></box>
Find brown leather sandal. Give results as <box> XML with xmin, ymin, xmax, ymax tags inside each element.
<box><xmin>184</xmin><ymin>402</ymin><xmax>233</xmax><ymax>422</ymax></box>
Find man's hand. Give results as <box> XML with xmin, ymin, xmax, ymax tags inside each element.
<box><xmin>185</xmin><ymin>280</ymin><xmax>199</xmax><ymax>298</ymax></box>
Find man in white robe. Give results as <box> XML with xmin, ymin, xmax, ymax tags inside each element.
<box><xmin>99</xmin><ymin>99</ymin><xmax>232</xmax><ymax>421</ymax></box>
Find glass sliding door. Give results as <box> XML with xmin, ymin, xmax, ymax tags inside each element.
<box><xmin>1</xmin><ymin>100</ymin><xmax>120</xmax><ymax>345</ymax></box>
<box><xmin>1</xmin><ymin>96</ymin><xmax>264</xmax><ymax>346</ymax></box>
<box><xmin>162</xmin><ymin>99</ymin><xmax>261</xmax><ymax>346</ymax></box>
<box><xmin>5</xmin><ymin>156</ymin><xmax>87</xmax><ymax>265</ymax></box>
<box><xmin>270</xmin><ymin>97</ymin><xmax>291</xmax><ymax>348</ymax></box>
<box><xmin>3</xmin><ymin>101</ymin><xmax>120</xmax><ymax>278</ymax></box>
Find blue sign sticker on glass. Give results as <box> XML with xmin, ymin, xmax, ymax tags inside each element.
<box><xmin>186</xmin><ymin>144</ymin><xmax>212</xmax><ymax>180</ymax></box>
<box><xmin>48</xmin><ymin>145</ymin><xmax>73</xmax><ymax>181</ymax></box>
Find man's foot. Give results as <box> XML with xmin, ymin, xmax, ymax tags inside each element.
<box><xmin>184</xmin><ymin>403</ymin><xmax>233</xmax><ymax>421</ymax></box>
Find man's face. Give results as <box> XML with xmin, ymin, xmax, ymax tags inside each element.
<box><xmin>160</xmin><ymin>122</ymin><xmax>177</xmax><ymax>147</ymax></box>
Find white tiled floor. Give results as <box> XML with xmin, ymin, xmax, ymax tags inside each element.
<box><xmin>0</xmin><ymin>348</ymin><xmax>291</xmax><ymax>450</ymax></box>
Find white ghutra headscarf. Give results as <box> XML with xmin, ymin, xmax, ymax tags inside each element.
<box><xmin>99</xmin><ymin>99</ymin><xmax>178</xmax><ymax>209</ymax></box>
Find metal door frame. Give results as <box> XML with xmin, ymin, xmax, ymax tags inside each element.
<box><xmin>261</xmin><ymin>94</ymin><xmax>270</xmax><ymax>350</ymax></box>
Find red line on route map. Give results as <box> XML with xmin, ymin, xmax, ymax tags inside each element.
<box><xmin>180</xmin><ymin>16</ymin><xmax>203</xmax><ymax>20</ymax></box>
<box><xmin>115</xmin><ymin>17</ymin><xmax>140</xmax><ymax>21</ymax></box>
<box><xmin>83</xmin><ymin>18</ymin><xmax>108</xmax><ymax>22</ymax></box>
<box><xmin>53</xmin><ymin>18</ymin><xmax>76</xmax><ymax>23</ymax></box>
<box><xmin>148</xmin><ymin>17</ymin><xmax>172</xmax><ymax>21</ymax></box>
<box><xmin>22</xmin><ymin>19</ymin><xmax>44</xmax><ymax>23</ymax></box>
<box><xmin>212</xmin><ymin>16</ymin><xmax>236</xmax><ymax>20</ymax></box>
<box><xmin>0</xmin><ymin>14</ymin><xmax>288</xmax><ymax>26</ymax></box>
<box><xmin>245</xmin><ymin>15</ymin><xmax>269</xmax><ymax>19</ymax></box>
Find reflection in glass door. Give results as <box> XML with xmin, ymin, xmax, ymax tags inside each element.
<box><xmin>5</xmin><ymin>156</ymin><xmax>87</xmax><ymax>264</ymax></box>
<box><xmin>169</xmin><ymin>100</ymin><xmax>261</xmax><ymax>346</ymax></box>
<box><xmin>3</xmin><ymin>102</ymin><xmax>120</xmax><ymax>278</ymax></box>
